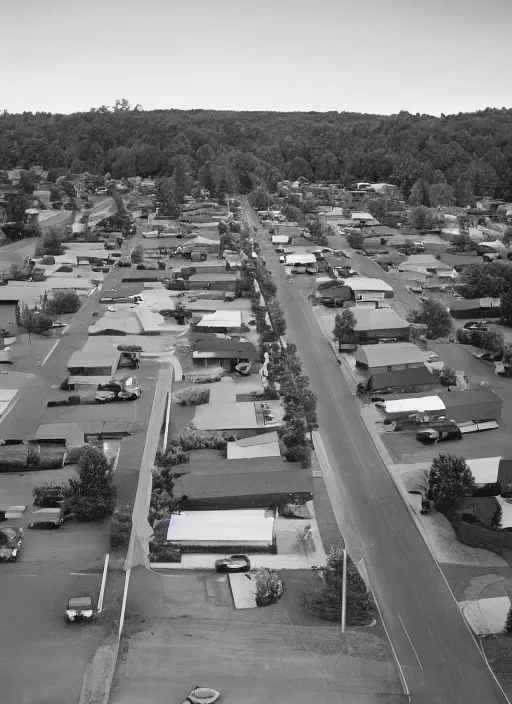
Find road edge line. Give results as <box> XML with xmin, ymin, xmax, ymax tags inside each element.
<box><xmin>97</xmin><ymin>553</ymin><xmax>110</xmax><ymax>613</ymax></box>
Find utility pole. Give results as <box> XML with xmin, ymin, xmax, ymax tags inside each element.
<box><xmin>341</xmin><ymin>547</ymin><xmax>347</xmax><ymax>633</ymax></box>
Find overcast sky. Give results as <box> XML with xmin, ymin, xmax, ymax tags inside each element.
<box><xmin>2</xmin><ymin>0</ymin><xmax>511</xmax><ymax>116</ymax></box>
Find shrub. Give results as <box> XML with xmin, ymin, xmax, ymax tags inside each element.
<box><xmin>179</xmin><ymin>428</ymin><xmax>226</xmax><ymax>451</ymax></box>
<box><xmin>505</xmin><ymin>606</ymin><xmax>512</xmax><ymax>635</ymax></box>
<box><xmin>110</xmin><ymin>509</ymin><xmax>132</xmax><ymax>549</ymax></box>
<box><xmin>346</xmin><ymin>231</ymin><xmax>364</xmax><ymax>249</ymax></box>
<box><xmin>43</xmin><ymin>291</ymin><xmax>81</xmax><ymax>315</ymax></box>
<box><xmin>439</xmin><ymin>366</ymin><xmax>457</xmax><ymax>388</ymax></box>
<box><xmin>302</xmin><ymin>547</ymin><xmax>373</xmax><ymax>624</ymax></box>
<box><xmin>18</xmin><ymin>305</ymin><xmax>53</xmax><ymax>335</ymax></box>
<box><xmin>26</xmin><ymin>444</ymin><xmax>40</xmax><ymax>468</ymax></box>
<box><xmin>154</xmin><ymin>444</ymin><xmax>189</xmax><ymax>469</ymax></box>
<box><xmin>175</xmin><ymin>388</ymin><xmax>210</xmax><ymax>406</ymax></box>
<box><xmin>63</xmin><ymin>444</ymin><xmax>117</xmax><ymax>520</ymax></box>
<box><xmin>253</xmin><ymin>568</ymin><xmax>284</xmax><ymax>606</ymax></box>
<box><xmin>408</xmin><ymin>297</ymin><xmax>452</xmax><ymax>339</ymax></box>
<box><xmin>149</xmin><ymin>541</ymin><xmax>181</xmax><ymax>563</ymax></box>
<box><xmin>427</xmin><ymin>453</ymin><xmax>475</xmax><ymax>515</ymax></box>
<box><xmin>68</xmin><ymin>395</ymin><xmax>81</xmax><ymax>405</ymax></box>
<box><xmin>33</xmin><ymin>481</ymin><xmax>66</xmax><ymax>507</ymax></box>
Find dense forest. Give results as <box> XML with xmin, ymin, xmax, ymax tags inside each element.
<box><xmin>1</xmin><ymin>103</ymin><xmax>512</xmax><ymax>203</ymax></box>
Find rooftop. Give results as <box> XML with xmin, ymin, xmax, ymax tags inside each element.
<box><xmin>370</xmin><ymin>366</ymin><xmax>436</xmax><ymax>390</ymax></box>
<box><xmin>192</xmin><ymin>400</ymin><xmax>283</xmax><ymax>431</ymax></box>
<box><xmin>188</xmin><ymin>273</ymin><xmax>237</xmax><ymax>282</ymax></box>
<box><xmin>352</xmin><ymin>307</ymin><xmax>409</xmax><ymax>332</ymax></box>
<box><xmin>346</xmin><ymin>277</ymin><xmax>393</xmax><ymax>293</ymax></box>
<box><xmin>166</xmin><ymin>509</ymin><xmax>275</xmax><ymax>543</ymax></box>
<box><xmin>193</xmin><ymin>338</ymin><xmax>259</xmax><ymax>361</ymax></box>
<box><xmin>227</xmin><ymin>431</ymin><xmax>281</xmax><ymax>459</ymax></box>
<box><xmin>359</xmin><ymin>342</ymin><xmax>430</xmax><ymax>368</ymax></box>
<box><xmin>196</xmin><ymin>310</ymin><xmax>242</xmax><ymax>328</ymax></box>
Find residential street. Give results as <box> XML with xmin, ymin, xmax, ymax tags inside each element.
<box><xmin>245</xmin><ymin>201</ymin><xmax>507</xmax><ymax>704</ymax></box>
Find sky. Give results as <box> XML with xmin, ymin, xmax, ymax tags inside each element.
<box><xmin>2</xmin><ymin>0</ymin><xmax>511</xmax><ymax>116</ymax></box>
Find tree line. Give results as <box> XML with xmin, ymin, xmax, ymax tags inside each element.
<box><xmin>1</xmin><ymin>102</ymin><xmax>512</xmax><ymax>203</ymax></box>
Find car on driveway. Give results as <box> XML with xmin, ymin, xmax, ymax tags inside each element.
<box><xmin>426</xmin><ymin>352</ymin><xmax>439</xmax><ymax>362</ymax></box>
<box><xmin>215</xmin><ymin>555</ymin><xmax>251</xmax><ymax>573</ymax></box>
<box><xmin>464</xmin><ymin>321</ymin><xmax>488</xmax><ymax>331</ymax></box>
<box><xmin>0</xmin><ymin>526</ymin><xmax>23</xmax><ymax>561</ymax></box>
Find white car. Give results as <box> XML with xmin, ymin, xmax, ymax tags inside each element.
<box><xmin>426</xmin><ymin>352</ymin><xmax>439</xmax><ymax>363</ymax></box>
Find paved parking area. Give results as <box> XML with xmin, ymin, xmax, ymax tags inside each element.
<box><xmin>109</xmin><ymin>570</ymin><xmax>403</xmax><ymax>704</ymax></box>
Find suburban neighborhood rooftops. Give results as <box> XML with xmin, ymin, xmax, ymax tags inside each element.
<box><xmin>370</xmin><ymin>366</ymin><xmax>436</xmax><ymax>390</ymax></box>
<box><xmin>175</xmin><ymin>468</ymin><xmax>313</xmax><ymax>501</ymax></box>
<box><xmin>188</xmin><ymin>273</ymin><xmax>237</xmax><ymax>282</ymax></box>
<box><xmin>67</xmin><ymin>347</ymin><xmax>120</xmax><ymax>371</ymax></box>
<box><xmin>192</xmin><ymin>339</ymin><xmax>259</xmax><ymax>361</ymax></box>
<box><xmin>450</xmin><ymin>298</ymin><xmax>501</xmax><ymax>311</ymax></box>
<box><xmin>227</xmin><ymin>431</ymin><xmax>281</xmax><ymax>459</ymax></box>
<box><xmin>352</xmin><ymin>307</ymin><xmax>409</xmax><ymax>332</ymax></box>
<box><xmin>351</xmin><ymin>212</ymin><xmax>374</xmax><ymax>220</ymax></box>
<box><xmin>192</xmin><ymin>400</ymin><xmax>284</xmax><ymax>431</ymax></box>
<box><xmin>196</xmin><ymin>310</ymin><xmax>242</xmax><ymax>328</ymax></box>
<box><xmin>345</xmin><ymin>277</ymin><xmax>393</xmax><ymax>293</ymax></box>
<box><xmin>357</xmin><ymin>342</ymin><xmax>430</xmax><ymax>368</ymax></box>
<box><xmin>166</xmin><ymin>509</ymin><xmax>275</xmax><ymax>543</ymax></box>
<box><xmin>383</xmin><ymin>396</ymin><xmax>444</xmax><ymax>415</ymax></box>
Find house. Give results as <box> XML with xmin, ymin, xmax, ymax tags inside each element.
<box><xmin>449</xmin><ymin>298</ymin><xmax>501</xmax><ymax>319</ymax></box>
<box><xmin>398</xmin><ymin>255</ymin><xmax>456</xmax><ymax>278</ymax></box>
<box><xmin>227</xmin><ymin>431</ymin><xmax>281</xmax><ymax>459</ymax></box>
<box><xmin>271</xmin><ymin>234</ymin><xmax>291</xmax><ymax>245</ymax></box>
<box><xmin>192</xmin><ymin>400</ymin><xmax>284</xmax><ymax>437</ymax></box>
<box><xmin>188</xmin><ymin>272</ymin><xmax>238</xmax><ymax>292</ymax></box>
<box><xmin>440</xmin><ymin>253</ymin><xmax>482</xmax><ymax>272</ymax></box>
<box><xmin>88</xmin><ymin>305</ymin><xmax>165</xmax><ymax>336</ymax></box>
<box><xmin>368</xmin><ymin>225</ymin><xmax>400</xmax><ymax>239</ymax></box>
<box><xmin>284</xmin><ymin>252</ymin><xmax>317</xmax><ymax>267</ymax></box>
<box><xmin>368</xmin><ymin>366</ymin><xmax>438</xmax><ymax>393</ymax></box>
<box><xmin>355</xmin><ymin>342</ymin><xmax>430</xmax><ymax>372</ymax></box>
<box><xmin>338</xmin><ymin>308</ymin><xmax>411</xmax><ymax>347</ymax></box>
<box><xmin>67</xmin><ymin>347</ymin><xmax>121</xmax><ymax>387</ymax></box>
<box><xmin>173</xmin><ymin>448</ymin><xmax>312</xmax><ymax>510</ymax></box>
<box><xmin>190</xmin><ymin>310</ymin><xmax>243</xmax><ymax>335</ymax></box>
<box><xmin>382</xmin><ymin>388</ymin><xmax>502</xmax><ymax>424</ymax></box>
<box><xmin>165</xmin><ymin>509</ymin><xmax>275</xmax><ymax>550</ymax></box>
<box><xmin>192</xmin><ymin>338</ymin><xmax>259</xmax><ymax>370</ymax></box>
<box><xmin>345</xmin><ymin>277</ymin><xmax>394</xmax><ymax>302</ymax></box>
<box><xmin>351</xmin><ymin>212</ymin><xmax>377</xmax><ymax>225</ymax></box>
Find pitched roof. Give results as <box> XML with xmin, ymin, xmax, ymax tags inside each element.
<box><xmin>357</xmin><ymin>342</ymin><xmax>429</xmax><ymax>367</ymax></box>
<box><xmin>370</xmin><ymin>366</ymin><xmax>436</xmax><ymax>390</ymax></box>
<box><xmin>193</xmin><ymin>338</ymin><xmax>258</xmax><ymax>361</ymax></box>
<box><xmin>352</xmin><ymin>307</ymin><xmax>409</xmax><ymax>332</ymax></box>
<box><xmin>346</xmin><ymin>277</ymin><xmax>393</xmax><ymax>293</ymax></box>
<box><xmin>227</xmin><ymin>432</ymin><xmax>280</xmax><ymax>459</ymax></box>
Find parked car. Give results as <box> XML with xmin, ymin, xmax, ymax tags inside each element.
<box><xmin>28</xmin><ymin>507</ymin><xmax>65</xmax><ymax>529</ymax></box>
<box><xmin>463</xmin><ymin>321</ymin><xmax>488</xmax><ymax>331</ymax></box>
<box><xmin>94</xmin><ymin>389</ymin><xmax>117</xmax><ymax>403</ymax></box>
<box><xmin>182</xmin><ymin>687</ymin><xmax>220</xmax><ymax>704</ymax></box>
<box><xmin>66</xmin><ymin>596</ymin><xmax>93</xmax><ymax>623</ymax></box>
<box><xmin>417</xmin><ymin>425</ymin><xmax>462</xmax><ymax>444</ymax></box>
<box><xmin>426</xmin><ymin>352</ymin><xmax>439</xmax><ymax>363</ymax></box>
<box><xmin>215</xmin><ymin>554</ymin><xmax>251</xmax><ymax>573</ymax></box>
<box><xmin>0</xmin><ymin>527</ymin><xmax>23</xmax><ymax>561</ymax></box>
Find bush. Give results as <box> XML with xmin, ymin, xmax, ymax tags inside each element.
<box><xmin>175</xmin><ymin>388</ymin><xmax>210</xmax><ymax>406</ymax></box>
<box><xmin>439</xmin><ymin>366</ymin><xmax>457</xmax><ymax>388</ymax></box>
<box><xmin>302</xmin><ymin>547</ymin><xmax>373</xmax><ymax>624</ymax></box>
<box><xmin>253</xmin><ymin>568</ymin><xmax>284</xmax><ymax>606</ymax></box>
<box><xmin>408</xmin><ymin>298</ymin><xmax>452</xmax><ymax>339</ymax></box>
<box><xmin>63</xmin><ymin>444</ymin><xmax>117</xmax><ymax>520</ymax></box>
<box><xmin>18</xmin><ymin>305</ymin><xmax>53</xmax><ymax>335</ymax></box>
<box><xmin>43</xmin><ymin>291</ymin><xmax>81</xmax><ymax>315</ymax></box>
<box><xmin>149</xmin><ymin>541</ymin><xmax>181</xmax><ymax>563</ymax></box>
<box><xmin>179</xmin><ymin>428</ymin><xmax>226</xmax><ymax>451</ymax></box>
<box><xmin>68</xmin><ymin>395</ymin><xmax>81</xmax><ymax>405</ymax></box>
<box><xmin>110</xmin><ymin>509</ymin><xmax>132</xmax><ymax>549</ymax></box>
<box><xmin>33</xmin><ymin>481</ymin><xmax>66</xmax><ymax>507</ymax></box>
<box><xmin>346</xmin><ymin>231</ymin><xmax>364</xmax><ymax>249</ymax></box>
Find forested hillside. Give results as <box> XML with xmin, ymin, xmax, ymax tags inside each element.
<box><xmin>1</xmin><ymin>104</ymin><xmax>512</xmax><ymax>203</ymax></box>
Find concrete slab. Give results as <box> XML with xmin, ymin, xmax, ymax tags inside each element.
<box><xmin>229</xmin><ymin>572</ymin><xmax>257</xmax><ymax>609</ymax></box>
<box><xmin>460</xmin><ymin>596</ymin><xmax>509</xmax><ymax>635</ymax></box>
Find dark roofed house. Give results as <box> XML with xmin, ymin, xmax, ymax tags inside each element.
<box><xmin>188</xmin><ymin>272</ymin><xmax>238</xmax><ymax>292</ymax></box>
<box><xmin>192</xmin><ymin>338</ymin><xmax>259</xmax><ymax>370</ymax></box>
<box><xmin>449</xmin><ymin>298</ymin><xmax>501</xmax><ymax>319</ymax></box>
<box><xmin>337</xmin><ymin>308</ymin><xmax>410</xmax><ymax>347</ymax></box>
<box><xmin>173</xmin><ymin>449</ymin><xmax>313</xmax><ymax>510</ymax></box>
<box><xmin>369</xmin><ymin>366</ymin><xmax>439</xmax><ymax>393</ymax></box>
<box><xmin>442</xmin><ymin>388</ymin><xmax>502</xmax><ymax>423</ymax></box>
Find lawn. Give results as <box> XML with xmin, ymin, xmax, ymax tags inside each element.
<box><xmin>482</xmin><ymin>636</ymin><xmax>512</xmax><ymax>700</ymax></box>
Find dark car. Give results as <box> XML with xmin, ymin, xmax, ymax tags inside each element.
<box><xmin>417</xmin><ymin>426</ymin><xmax>462</xmax><ymax>444</ymax></box>
<box><xmin>215</xmin><ymin>555</ymin><xmax>251</xmax><ymax>573</ymax></box>
<box><xmin>0</xmin><ymin>526</ymin><xmax>23</xmax><ymax>561</ymax></box>
<box><xmin>464</xmin><ymin>321</ymin><xmax>488</xmax><ymax>331</ymax></box>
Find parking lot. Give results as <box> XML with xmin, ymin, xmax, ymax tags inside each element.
<box><xmin>109</xmin><ymin>569</ymin><xmax>403</xmax><ymax>704</ymax></box>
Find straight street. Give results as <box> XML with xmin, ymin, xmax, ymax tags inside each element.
<box><xmin>245</xmin><ymin>201</ymin><xmax>507</xmax><ymax>704</ymax></box>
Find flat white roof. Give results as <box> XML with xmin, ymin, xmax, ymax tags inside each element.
<box><xmin>284</xmin><ymin>253</ymin><xmax>317</xmax><ymax>265</ymax></box>
<box><xmin>271</xmin><ymin>235</ymin><xmax>290</xmax><ymax>244</ymax></box>
<box><xmin>346</xmin><ymin>277</ymin><xmax>393</xmax><ymax>293</ymax></box>
<box><xmin>166</xmin><ymin>509</ymin><xmax>275</xmax><ymax>543</ymax></box>
<box><xmin>227</xmin><ymin>431</ymin><xmax>281</xmax><ymax>459</ymax></box>
<box><xmin>351</xmin><ymin>212</ymin><xmax>374</xmax><ymax>220</ymax></box>
<box><xmin>196</xmin><ymin>310</ymin><xmax>242</xmax><ymax>328</ymax></box>
<box><xmin>467</xmin><ymin>457</ymin><xmax>501</xmax><ymax>485</ymax></box>
<box><xmin>384</xmin><ymin>396</ymin><xmax>445</xmax><ymax>415</ymax></box>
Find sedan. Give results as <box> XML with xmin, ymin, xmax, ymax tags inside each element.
<box><xmin>215</xmin><ymin>554</ymin><xmax>251</xmax><ymax>573</ymax></box>
<box><xmin>464</xmin><ymin>321</ymin><xmax>488</xmax><ymax>331</ymax></box>
<box><xmin>95</xmin><ymin>389</ymin><xmax>116</xmax><ymax>403</ymax></box>
<box><xmin>0</xmin><ymin>526</ymin><xmax>23</xmax><ymax>561</ymax></box>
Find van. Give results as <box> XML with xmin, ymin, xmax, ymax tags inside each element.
<box><xmin>28</xmin><ymin>507</ymin><xmax>65</xmax><ymax>529</ymax></box>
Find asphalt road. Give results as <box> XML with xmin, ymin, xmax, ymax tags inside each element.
<box><xmin>244</xmin><ymin>201</ymin><xmax>507</xmax><ymax>704</ymax></box>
